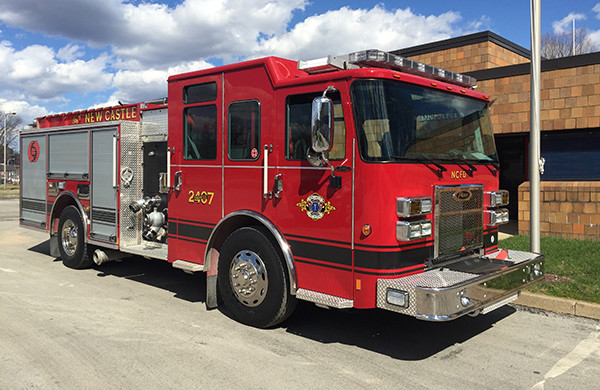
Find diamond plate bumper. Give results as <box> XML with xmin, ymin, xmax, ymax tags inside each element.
<box><xmin>376</xmin><ymin>249</ymin><xmax>544</xmax><ymax>321</ymax></box>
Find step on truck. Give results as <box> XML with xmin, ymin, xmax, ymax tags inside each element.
<box><xmin>20</xmin><ymin>49</ymin><xmax>544</xmax><ymax>328</ymax></box>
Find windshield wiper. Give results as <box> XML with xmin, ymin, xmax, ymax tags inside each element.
<box><xmin>393</xmin><ymin>155</ymin><xmax>447</xmax><ymax>178</ymax></box>
<box><xmin>481</xmin><ymin>160</ymin><xmax>499</xmax><ymax>175</ymax></box>
<box><xmin>443</xmin><ymin>151</ymin><xmax>478</xmax><ymax>176</ymax></box>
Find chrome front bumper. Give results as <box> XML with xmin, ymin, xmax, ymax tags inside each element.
<box><xmin>376</xmin><ymin>249</ymin><xmax>544</xmax><ymax>321</ymax></box>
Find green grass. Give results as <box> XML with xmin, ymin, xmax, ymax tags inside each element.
<box><xmin>0</xmin><ymin>183</ymin><xmax>19</xmax><ymax>198</ymax></box>
<box><xmin>499</xmin><ymin>235</ymin><xmax>600</xmax><ymax>303</ymax></box>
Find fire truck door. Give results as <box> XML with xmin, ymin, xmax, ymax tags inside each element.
<box><xmin>275</xmin><ymin>88</ymin><xmax>354</xmax><ymax>300</ymax></box>
<box><xmin>90</xmin><ymin>127</ymin><xmax>119</xmax><ymax>244</ymax></box>
<box><xmin>167</xmin><ymin>75</ymin><xmax>223</xmax><ymax>265</ymax></box>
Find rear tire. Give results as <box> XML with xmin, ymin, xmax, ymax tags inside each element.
<box><xmin>218</xmin><ymin>226</ymin><xmax>296</xmax><ymax>328</ymax></box>
<box><xmin>57</xmin><ymin>206</ymin><xmax>94</xmax><ymax>269</ymax></box>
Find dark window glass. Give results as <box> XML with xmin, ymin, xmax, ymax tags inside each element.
<box><xmin>541</xmin><ymin>129</ymin><xmax>600</xmax><ymax>180</ymax></box>
<box><xmin>228</xmin><ymin>101</ymin><xmax>260</xmax><ymax>161</ymax></box>
<box><xmin>285</xmin><ymin>91</ymin><xmax>345</xmax><ymax>161</ymax></box>
<box><xmin>351</xmin><ymin>80</ymin><xmax>497</xmax><ymax>163</ymax></box>
<box><xmin>184</xmin><ymin>105</ymin><xmax>217</xmax><ymax>160</ymax></box>
<box><xmin>184</xmin><ymin>82</ymin><xmax>217</xmax><ymax>104</ymax></box>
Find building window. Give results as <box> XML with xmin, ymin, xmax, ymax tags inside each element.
<box><xmin>228</xmin><ymin>100</ymin><xmax>260</xmax><ymax>161</ymax></box>
<box><xmin>285</xmin><ymin>91</ymin><xmax>345</xmax><ymax>161</ymax></box>
<box><xmin>184</xmin><ymin>105</ymin><xmax>217</xmax><ymax>160</ymax></box>
<box><xmin>541</xmin><ymin>129</ymin><xmax>600</xmax><ymax>180</ymax></box>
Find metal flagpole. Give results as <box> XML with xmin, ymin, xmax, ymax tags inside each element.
<box><xmin>530</xmin><ymin>0</ymin><xmax>542</xmax><ymax>252</ymax></box>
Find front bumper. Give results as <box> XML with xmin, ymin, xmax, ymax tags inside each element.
<box><xmin>376</xmin><ymin>249</ymin><xmax>544</xmax><ymax>321</ymax></box>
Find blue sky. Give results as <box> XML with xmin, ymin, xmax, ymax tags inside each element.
<box><xmin>1</xmin><ymin>0</ymin><xmax>600</xmax><ymax>129</ymax></box>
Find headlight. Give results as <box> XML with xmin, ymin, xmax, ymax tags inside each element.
<box><xmin>397</xmin><ymin>220</ymin><xmax>432</xmax><ymax>241</ymax></box>
<box><xmin>397</xmin><ymin>197</ymin><xmax>432</xmax><ymax>217</ymax></box>
<box><xmin>486</xmin><ymin>209</ymin><xmax>509</xmax><ymax>226</ymax></box>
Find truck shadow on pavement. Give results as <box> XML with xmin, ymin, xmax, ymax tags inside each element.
<box><xmin>283</xmin><ymin>301</ymin><xmax>516</xmax><ymax>360</ymax></box>
<box><xmin>28</xmin><ymin>241</ymin><xmax>516</xmax><ymax>360</ymax></box>
<box><xmin>27</xmin><ymin>242</ymin><xmax>206</xmax><ymax>303</ymax></box>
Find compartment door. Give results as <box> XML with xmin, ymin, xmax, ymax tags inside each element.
<box><xmin>20</xmin><ymin>135</ymin><xmax>48</xmax><ymax>229</ymax></box>
<box><xmin>90</xmin><ymin>127</ymin><xmax>119</xmax><ymax>244</ymax></box>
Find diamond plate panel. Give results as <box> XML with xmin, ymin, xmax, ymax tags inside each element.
<box><xmin>483</xmin><ymin>249</ymin><xmax>541</xmax><ymax>263</ymax></box>
<box><xmin>377</xmin><ymin>269</ymin><xmax>476</xmax><ymax>316</ymax></box>
<box><xmin>119</xmin><ymin>121</ymin><xmax>143</xmax><ymax>247</ymax></box>
<box><xmin>296</xmin><ymin>288</ymin><xmax>353</xmax><ymax>309</ymax></box>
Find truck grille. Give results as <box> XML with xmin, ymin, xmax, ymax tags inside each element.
<box><xmin>435</xmin><ymin>185</ymin><xmax>484</xmax><ymax>258</ymax></box>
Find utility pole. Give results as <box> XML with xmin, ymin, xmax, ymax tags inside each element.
<box><xmin>572</xmin><ymin>18</ymin><xmax>576</xmax><ymax>56</ymax></box>
<box><xmin>530</xmin><ymin>0</ymin><xmax>542</xmax><ymax>252</ymax></box>
<box><xmin>3</xmin><ymin>112</ymin><xmax>16</xmax><ymax>190</ymax></box>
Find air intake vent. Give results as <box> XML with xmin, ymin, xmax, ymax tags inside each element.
<box><xmin>435</xmin><ymin>185</ymin><xmax>484</xmax><ymax>258</ymax></box>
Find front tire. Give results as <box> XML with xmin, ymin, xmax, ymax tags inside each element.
<box><xmin>218</xmin><ymin>227</ymin><xmax>296</xmax><ymax>328</ymax></box>
<box><xmin>58</xmin><ymin>206</ymin><xmax>94</xmax><ymax>269</ymax></box>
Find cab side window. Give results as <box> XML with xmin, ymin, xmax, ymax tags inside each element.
<box><xmin>184</xmin><ymin>105</ymin><xmax>217</xmax><ymax>160</ymax></box>
<box><xmin>285</xmin><ymin>91</ymin><xmax>345</xmax><ymax>161</ymax></box>
<box><xmin>183</xmin><ymin>81</ymin><xmax>218</xmax><ymax>161</ymax></box>
<box><xmin>228</xmin><ymin>100</ymin><xmax>260</xmax><ymax>161</ymax></box>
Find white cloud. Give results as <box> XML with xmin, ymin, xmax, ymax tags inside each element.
<box><xmin>0</xmin><ymin>1</ymin><xmax>470</xmax><ymax>67</ymax></box>
<box><xmin>103</xmin><ymin>60</ymin><xmax>214</xmax><ymax>106</ymax></box>
<box><xmin>57</xmin><ymin>44</ymin><xmax>85</xmax><ymax>62</ymax></box>
<box><xmin>552</xmin><ymin>12</ymin><xmax>586</xmax><ymax>34</ymax></box>
<box><xmin>0</xmin><ymin>41</ymin><xmax>113</xmax><ymax>101</ymax></box>
<box><xmin>0</xmin><ymin>0</ymin><xmax>309</xmax><ymax>67</ymax></box>
<box><xmin>254</xmin><ymin>6</ymin><xmax>464</xmax><ymax>60</ymax></box>
<box><xmin>588</xmin><ymin>29</ymin><xmax>600</xmax><ymax>45</ymax></box>
<box><xmin>593</xmin><ymin>3</ymin><xmax>600</xmax><ymax>19</ymax></box>
<box><xmin>0</xmin><ymin>98</ymin><xmax>50</xmax><ymax>128</ymax></box>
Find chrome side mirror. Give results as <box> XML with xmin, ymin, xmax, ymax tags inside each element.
<box><xmin>311</xmin><ymin>86</ymin><xmax>335</xmax><ymax>153</ymax></box>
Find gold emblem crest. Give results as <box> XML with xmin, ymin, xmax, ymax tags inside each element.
<box><xmin>296</xmin><ymin>193</ymin><xmax>336</xmax><ymax>221</ymax></box>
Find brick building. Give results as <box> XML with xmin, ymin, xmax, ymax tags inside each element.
<box><xmin>392</xmin><ymin>31</ymin><xmax>600</xmax><ymax>240</ymax></box>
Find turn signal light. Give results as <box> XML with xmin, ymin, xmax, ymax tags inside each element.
<box><xmin>487</xmin><ymin>190</ymin><xmax>509</xmax><ymax>207</ymax></box>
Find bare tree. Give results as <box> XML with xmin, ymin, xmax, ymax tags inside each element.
<box><xmin>1</xmin><ymin>111</ymin><xmax>23</xmax><ymax>165</ymax></box>
<box><xmin>541</xmin><ymin>27</ymin><xmax>599</xmax><ymax>59</ymax></box>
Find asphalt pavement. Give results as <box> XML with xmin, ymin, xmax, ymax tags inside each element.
<box><xmin>2</xmin><ymin>197</ymin><xmax>600</xmax><ymax>389</ymax></box>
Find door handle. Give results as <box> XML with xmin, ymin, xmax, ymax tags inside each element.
<box><xmin>174</xmin><ymin>170</ymin><xmax>183</xmax><ymax>191</ymax></box>
<box><xmin>263</xmin><ymin>144</ymin><xmax>273</xmax><ymax>198</ymax></box>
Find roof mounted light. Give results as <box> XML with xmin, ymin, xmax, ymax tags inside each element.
<box><xmin>348</xmin><ymin>50</ymin><xmax>477</xmax><ymax>88</ymax></box>
<box><xmin>298</xmin><ymin>49</ymin><xmax>477</xmax><ymax>88</ymax></box>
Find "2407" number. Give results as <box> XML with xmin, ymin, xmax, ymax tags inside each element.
<box><xmin>188</xmin><ymin>190</ymin><xmax>215</xmax><ymax>205</ymax></box>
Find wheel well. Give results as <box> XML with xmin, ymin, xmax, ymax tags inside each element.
<box><xmin>205</xmin><ymin>212</ymin><xmax>297</xmax><ymax>294</ymax></box>
<box><xmin>50</xmin><ymin>192</ymin><xmax>86</xmax><ymax>235</ymax></box>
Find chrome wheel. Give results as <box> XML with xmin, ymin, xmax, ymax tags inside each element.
<box><xmin>61</xmin><ymin>219</ymin><xmax>78</xmax><ymax>257</ymax></box>
<box><xmin>229</xmin><ymin>250</ymin><xmax>268</xmax><ymax>307</ymax></box>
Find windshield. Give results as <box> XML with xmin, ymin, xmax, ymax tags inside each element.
<box><xmin>351</xmin><ymin>79</ymin><xmax>498</xmax><ymax>163</ymax></box>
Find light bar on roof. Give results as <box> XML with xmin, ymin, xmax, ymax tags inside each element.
<box><xmin>348</xmin><ymin>49</ymin><xmax>477</xmax><ymax>88</ymax></box>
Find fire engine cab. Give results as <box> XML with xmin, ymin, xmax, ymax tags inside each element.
<box><xmin>20</xmin><ymin>49</ymin><xmax>544</xmax><ymax>328</ymax></box>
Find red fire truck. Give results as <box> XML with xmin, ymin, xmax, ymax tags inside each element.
<box><xmin>20</xmin><ymin>49</ymin><xmax>544</xmax><ymax>328</ymax></box>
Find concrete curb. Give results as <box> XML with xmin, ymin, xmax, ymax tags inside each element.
<box><xmin>513</xmin><ymin>291</ymin><xmax>600</xmax><ymax>320</ymax></box>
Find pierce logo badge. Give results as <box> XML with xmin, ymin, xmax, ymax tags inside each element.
<box><xmin>28</xmin><ymin>140</ymin><xmax>40</xmax><ymax>163</ymax></box>
<box><xmin>453</xmin><ymin>190</ymin><xmax>472</xmax><ymax>202</ymax></box>
<box><xmin>296</xmin><ymin>193</ymin><xmax>336</xmax><ymax>220</ymax></box>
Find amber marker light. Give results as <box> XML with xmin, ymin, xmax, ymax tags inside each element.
<box><xmin>361</xmin><ymin>224</ymin><xmax>372</xmax><ymax>237</ymax></box>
